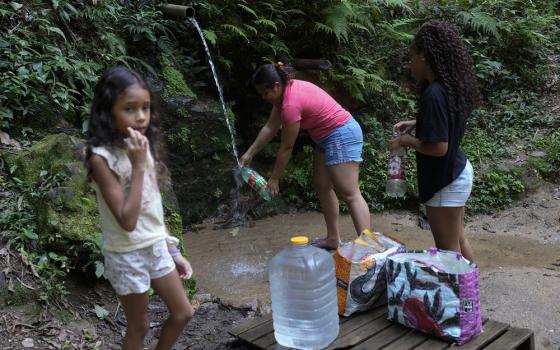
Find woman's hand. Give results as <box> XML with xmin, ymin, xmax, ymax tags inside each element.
<box><xmin>393</xmin><ymin>120</ymin><xmax>416</xmax><ymax>134</ymax></box>
<box><xmin>125</xmin><ymin>127</ymin><xmax>148</xmax><ymax>169</ymax></box>
<box><xmin>267</xmin><ymin>177</ymin><xmax>279</xmax><ymax>196</ymax></box>
<box><xmin>240</xmin><ymin>152</ymin><xmax>253</xmax><ymax>167</ymax></box>
<box><xmin>173</xmin><ymin>255</ymin><xmax>193</xmax><ymax>280</ymax></box>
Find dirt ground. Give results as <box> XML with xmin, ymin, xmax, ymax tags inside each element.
<box><xmin>1</xmin><ymin>188</ymin><xmax>559</xmax><ymax>350</ymax></box>
<box><xmin>185</xmin><ymin>181</ymin><xmax>560</xmax><ymax>350</ymax></box>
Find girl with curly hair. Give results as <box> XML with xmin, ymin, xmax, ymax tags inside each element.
<box><xmin>389</xmin><ymin>20</ymin><xmax>481</xmax><ymax>261</ymax></box>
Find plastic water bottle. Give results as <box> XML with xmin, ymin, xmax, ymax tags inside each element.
<box><xmin>239</xmin><ymin>166</ymin><xmax>271</xmax><ymax>201</ymax></box>
<box><xmin>269</xmin><ymin>236</ymin><xmax>339</xmax><ymax>349</ymax></box>
<box><xmin>386</xmin><ymin>131</ymin><xmax>407</xmax><ymax>198</ymax></box>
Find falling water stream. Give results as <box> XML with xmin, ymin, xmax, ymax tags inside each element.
<box><xmin>189</xmin><ymin>17</ymin><xmax>240</xmax><ymax>166</ymax></box>
<box><xmin>189</xmin><ymin>17</ymin><xmax>254</xmax><ymax>226</ymax></box>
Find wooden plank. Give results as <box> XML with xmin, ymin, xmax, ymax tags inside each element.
<box><xmin>337</xmin><ymin>306</ymin><xmax>388</xmax><ymax>335</ymax></box>
<box><xmin>238</xmin><ymin>319</ymin><xmax>274</xmax><ymax>344</ymax></box>
<box><xmin>229</xmin><ymin>314</ymin><xmax>272</xmax><ymax>337</ymax></box>
<box><xmin>484</xmin><ymin>327</ymin><xmax>534</xmax><ymax>350</ymax></box>
<box><xmin>456</xmin><ymin>320</ymin><xmax>509</xmax><ymax>350</ymax></box>
<box><xmin>518</xmin><ymin>332</ymin><xmax>535</xmax><ymax>350</ymax></box>
<box><xmin>263</xmin><ymin>306</ymin><xmax>388</xmax><ymax>350</ymax></box>
<box><xmin>326</xmin><ymin>316</ymin><xmax>393</xmax><ymax>349</ymax></box>
<box><xmin>353</xmin><ymin>324</ymin><xmax>411</xmax><ymax>350</ymax></box>
<box><xmin>412</xmin><ymin>338</ymin><xmax>450</xmax><ymax>350</ymax></box>
<box><xmin>380</xmin><ymin>330</ymin><xmax>430</xmax><ymax>350</ymax></box>
<box><xmin>253</xmin><ymin>331</ymin><xmax>276</xmax><ymax>349</ymax></box>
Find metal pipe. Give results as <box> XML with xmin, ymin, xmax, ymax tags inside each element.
<box><xmin>161</xmin><ymin>4</ymin><xmax>195</xmax><ymax>18</ymax></box>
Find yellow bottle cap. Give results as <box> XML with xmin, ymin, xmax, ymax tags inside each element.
<box><xmin>290</xmin><ymin>236</ymin><xmax>309</xmax><ymax>245</ymax></box>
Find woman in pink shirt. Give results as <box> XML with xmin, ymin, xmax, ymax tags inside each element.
<box><xmin>240</xmin><ymin>63</ymin><xmax>371</xmax><ymax>250</ymax></box>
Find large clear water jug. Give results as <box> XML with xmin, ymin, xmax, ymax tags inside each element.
<box><xmin>269</xmin><ymin>236</ymin><xmax>339</xmax><ymax>349</ymax></box>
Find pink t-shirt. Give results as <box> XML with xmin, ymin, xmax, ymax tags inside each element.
<box><xmin>277</xmin><ymin>80</ymin><xmax>351</xmax><ymax>140</ymax></box>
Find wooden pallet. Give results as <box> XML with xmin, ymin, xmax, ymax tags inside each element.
<box><xmin>229</xmin><ymin>305</ymin><xmax>534</xmax><ymax>350</ymax></box>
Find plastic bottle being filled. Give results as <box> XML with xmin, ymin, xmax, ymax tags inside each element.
<box><xmin>239</xmin><ymin>166</ymin><xmax>272</xmax><ymax>201</ymax></box>
<box><xmin>386</xmin><ymin>131</ymin><xmax>407</xmax><ymax>198</ymax></box>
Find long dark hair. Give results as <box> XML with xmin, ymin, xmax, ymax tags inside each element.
<box><xmin>252</xmin><ymin>63</ymin><xmax>292</xmax><ymax>88</ymax></box>
<box><xmin>85</xmin><ymin>66</ymin><xmax>161</xmax><ymax>167</ymax></box>
<box><xmin>412</xmin><ymin>20</ymin><xmax>481</xmax><ymax>122</ymax></box>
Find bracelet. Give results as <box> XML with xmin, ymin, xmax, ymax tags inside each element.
<box><xmin>168</xmin><ymin>247</ymin><xmax>181</xmax><ymax>257</ymax></box>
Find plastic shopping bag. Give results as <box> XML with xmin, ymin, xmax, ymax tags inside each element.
<box><xmin>334</xmin><ymin>229</ymin><xmax>405</xmax><ymax>317</ymax></box>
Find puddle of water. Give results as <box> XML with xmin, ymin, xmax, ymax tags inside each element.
<box><xmin>230</xmin><ymin>261</ymin><xmax>267</xmax><ymax>278</ymax></box>
<box><xmin>185</xmin><ymin>211</ymin><xmax>560</xmax><ymax>308</ymax></box>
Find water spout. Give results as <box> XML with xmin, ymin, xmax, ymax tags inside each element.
<box><xmin>161</xmin><ymin>4</ymin><xmax>195</xmax><ymax>18</ymax></box>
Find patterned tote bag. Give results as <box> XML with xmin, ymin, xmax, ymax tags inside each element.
<box><xmin>386</xmin><ymin>248</ymin><xmax>482</xmax><ymax>344</ymax></box>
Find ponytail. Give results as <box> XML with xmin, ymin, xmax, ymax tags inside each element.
<box><xmin>252</xmin><ymin>63</ymin><xmax>292</xmax><ymax>88</ymax></box>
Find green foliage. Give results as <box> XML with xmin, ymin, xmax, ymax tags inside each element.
<box><xmin>467</xmin><ymin>168</ymin><xmax>525</xmax><ymax>213</ymax></box>
<box><xmin>0</xmin><ymin>167</ymin><xmax>72</xmax><ymax>302</ymax></box>
<box><xmin>160</xmin><ymin>55</ymin><xmax>196</xmax><ymax>99</ymax></box>
<box><xmin>1</xmin><ymin>284</ymin><xmax>35</xmax><ymax>306</ymax></box>
<box><xmin>35</xmin><ymin>252</ymin><xmax>71</xmax><ymax>302</ymax></box>
<box><xmin>0</xmin><ymin>1</ymin><xmax>170</xmax><ymax>135</ymax></box>
<box><xmin>528</xmin><ymin>131</ymin><xmax>560</xmax><ymax>180</ymax></box>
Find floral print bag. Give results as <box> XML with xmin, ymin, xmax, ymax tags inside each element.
<box><xmin>386</xmin><ymin>248</ymin><xmax>482</xmax><ymax>344</ymax></box>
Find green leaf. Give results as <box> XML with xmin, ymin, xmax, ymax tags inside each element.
<box><xmin>237</xmin><ymin>4</ymin><xmax>257</xmax><ymax>18</ymax></box>
<box><xmin>94</xmin><ymin>304</ymin><xmax>109</xmax><ymax>319</ymax></box>
<box><xmin>203</xmin><ymin>30</ymin><xmax>217</xmax><ymax>45</ymax></box>
<box><xmin>221</xmin><ymin>24</ymin><xmax>249</xmax><ymax>42</ymax></box>
<box><xmin>22</xmin><ymin>228</ymin><xmax>38</xmax><ymax>240</ymax></box>
<box><xmin>39</xmin><ymin>170</ymin><xmax>48</xmax><ymax>177</ymax></box>
<box><xmin>10</xmin><ymin>2</ymin><xmax>23</xmax><ymax>11</ymax></box>
<box><xmin>47</xmin><ymin>26</ymin><xmax>67</xmax><ymax>41</ymax></box>
<box><xmin>254</xmin><ymin>19</ymin><xmax>277</xmax><ymax>31</ymax></box>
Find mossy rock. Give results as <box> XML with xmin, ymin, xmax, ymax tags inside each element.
<box><xmin>1</xmin><ymin>133</ymin><xmax>83</xmax><ymax>184</ymax></box>
<box><xmin>160</xmin><ymin>55</ymin><xmax>196</xmax><ymax>100</ymax></box>
<box><xmin>1</xmin><ymin>134</ymin><xmax>185</xmax><ymax>255</ymax></box>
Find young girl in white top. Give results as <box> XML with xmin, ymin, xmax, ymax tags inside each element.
<box><xmin>85</xmin><ymin>66</ymin><xmax>194</xmax><ymax>350</ymax></box>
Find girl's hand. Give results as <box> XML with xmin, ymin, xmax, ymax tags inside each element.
<box><xmin>240</xmin><ymin>152</ymin><xmax>253</xmax><ymax>167</ymax></box>
<box><xmin>173</xmin><ymin>255</ymin><xmax>193</xmax><ymax>280</ymax></box>
<box><xmin>393</xmin><ymin>120</ymin><xmax>416</xmax><ymax>134</ymax></box>
<box><xmin>125</xmin><ymin>127</ymin><xmax>149</xmax><ymax>169</ymax></box>
<box><xmin>388</xmin><ymin>136</ymin><xmax>402</xmax><ymax>152</ymax></box>
<box><xmin>267</xmin><ymin>177</ymin><xmax>279</xmax><ymax>195</ymax></box>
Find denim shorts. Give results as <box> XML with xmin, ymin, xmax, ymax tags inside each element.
<box><xmin>425</xmin><ymin>160</ymin><xmax>473</xmax><ymax>207</ymax></box>
<box><xmin>314</xmin><ymin>117</ymin><xmax>363</xmax><ymax>166</ymax></box>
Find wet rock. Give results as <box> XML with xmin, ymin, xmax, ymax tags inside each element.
<box><xmin>193</xmin><ymin>293</ymin><xmax>212</xmax><ymax>304</ymax></box>
<box><xmin>190</xmin><ymin>101</ymin><xmax>212</xmax><ymax>114</ymax></box>
<box><xmin>21</xmin><ymin>338</ymin><xmax>34</xmax><ymax>348</ymax></box>
<box><xmin>238</xmin><ymin>298</ymin><xmax>259</xmax><ymax>312</ymax></box>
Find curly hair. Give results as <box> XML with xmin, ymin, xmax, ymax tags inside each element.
<box><xmin>85</xmin><ymin>66</ymin><xmax>161</xmax><ymax>169</ymax></box>
<box><xmin>412</xmin><ymin>20</ymin><xmax>481</xmax><ymax>122</ymax></box>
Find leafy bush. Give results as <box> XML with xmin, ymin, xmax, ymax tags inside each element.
<box><xmin>528</xmin><ymin>131</ymin><xmax>560</xmax><ymax>180</ymax></box>
<box><xmin>467</xmin><ymin>168</ymin><xmax>525</xmax><ymax>213</ymax></box>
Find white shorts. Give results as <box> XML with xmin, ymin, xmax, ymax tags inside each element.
<box><xmin>103</xmin><ymin>239</ymin><xmax>176</xmax><ymax>296</ymax></box>
<box><xmin>425</xmin><ymin>160</ymin><xmax>473</xmax><ymax>207</ymax></box>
